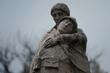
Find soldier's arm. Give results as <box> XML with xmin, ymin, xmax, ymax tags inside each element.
<box><xmin>58</xmin><ymin>28</ymin><xmax>87</xmax><ymax>51</ymax></box>
<box><xmin>43</xmin><ymin>38</ymin><xmax>58</xmax><ymax>48</ymax></box>
<box><xmin>58</xmin><ymin>29</ymin><xmax>86</xmax><ymax>41</ymax></box>
<box><xmin>42</xmin><ymin>32</ymin><xmax>59</xmax><ymax>48</ymax></box>
<box><xmin>43</xmin><ymin>31</ymin><xmax>85</xmax><ymax>45</ymax></box>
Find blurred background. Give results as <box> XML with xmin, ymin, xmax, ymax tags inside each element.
<box><xmin>0</xmin><ymin>0</ymin><xmax>110</xmax><ymax>73</ymax></box>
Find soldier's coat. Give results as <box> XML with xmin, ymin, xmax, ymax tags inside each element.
<box><xmin>30</xmin><ymin>27</ymin><xmax>90</xmax><ymax>73</ymax></box>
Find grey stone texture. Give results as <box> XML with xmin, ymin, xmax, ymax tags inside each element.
<box><xmin>30</xmin><ymin>3</ymin><xmax>90</xmax><ymax>73</ymax></box>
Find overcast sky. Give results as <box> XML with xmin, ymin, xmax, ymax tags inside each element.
<box><xmin>0</xmin><ymin>0</ymin><xmax>110</xmax><ymax>72</ymax></box>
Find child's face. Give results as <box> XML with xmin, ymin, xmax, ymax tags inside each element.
<box><xmin>57</xmin><ymin>19</ymin><xmax>74</xmax><ymax>34</ymax></box>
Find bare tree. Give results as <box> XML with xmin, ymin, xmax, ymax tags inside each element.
<box><xmin>0</xmin><ymin>31</ymin><xmax>37</xmax><ymax>73</ymax></box>
<box><xmin>89</xmin><ymin>52</ymin><xmax>108</xmax><ymax>73</ymax></box>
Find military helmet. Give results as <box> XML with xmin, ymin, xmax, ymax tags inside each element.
<box><xmin>51</xmin><ymin>3</ymin><xmax>70</xmax><ymax>16</ymax></box>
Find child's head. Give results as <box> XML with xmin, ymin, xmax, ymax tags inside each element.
<box><xmin>57</xmin><ymin>16</ymin><xmax>77</xmax><ymax>34</ymax></box>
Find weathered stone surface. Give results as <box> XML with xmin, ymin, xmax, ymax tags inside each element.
<box><xmin>30</xmin><ymin>3</ymin><xmax>90</xmax><ymax>73</ymax></box>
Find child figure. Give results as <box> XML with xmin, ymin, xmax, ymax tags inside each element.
<box><xmin>43</xmin><ymin>16</ymin><xmax>78</xmax><ymax>48</ymax></box>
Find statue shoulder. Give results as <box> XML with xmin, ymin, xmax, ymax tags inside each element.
<box><xmin>77</xmin><ymin>28</ymin><xmax>87</xmax><ymax>51</ymax></box>
<box><xmin>77</xmin><ymin>28</ymin><xmax>84</xmax><ymax>33</ymax></box>
<box><xmin>77</xmin><ymin>28</ymin><xmax>87</xmax><ymax>40</ymax></box>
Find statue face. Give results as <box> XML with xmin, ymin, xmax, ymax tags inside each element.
<box><xmin>57</xmin><ymin>19</ymin><xmax>74</xmax><ymax>34</ymax></box>
<box><xmin>51</xmin><ymin>10</ymin><xmax>67</xmax><ymax>24</ymax></box>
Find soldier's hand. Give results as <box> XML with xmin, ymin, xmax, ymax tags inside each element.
<box><xmin>54</xmin><ymin>34</ymin><xmax>63</xmax><ymax>42</ymax></box>
<box><xmin>73</xmin><ymin>33</ymin><xmax>83</xmax><ymax>40</ymax></box>
<box><xmin>43</xmin><ymin>38</ymin><xmax>55</xmax><ymax>48</ymax></box>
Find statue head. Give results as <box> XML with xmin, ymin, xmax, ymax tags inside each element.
<box><xmin>51</xmin><ymin>3</ymin><xmax>70</xmax><ymax>24</ymax></box>
<box><xmin>57</xmin><ymin>16</ymin><xmax>77</xmax><ymax>34</ymax></box>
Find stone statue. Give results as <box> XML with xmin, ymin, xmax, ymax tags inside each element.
<box><xmin>30</xmin><ymin>3</ymin><xmax>90</xmax><ymax>73</ymax></box>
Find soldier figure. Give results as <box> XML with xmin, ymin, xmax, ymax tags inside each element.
<box><xmin>30</xmin><ymin>3</ymin><xmax>90</xmax><ymax>73</ymax></box>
